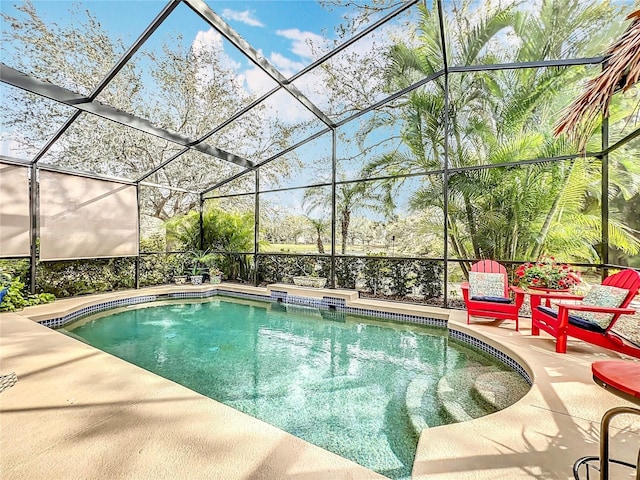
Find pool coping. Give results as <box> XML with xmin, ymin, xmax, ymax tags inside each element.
<box><xmin>1</xmin><ymin>283</ymin><xmax>639</xmax><ymax>480</ymax></box>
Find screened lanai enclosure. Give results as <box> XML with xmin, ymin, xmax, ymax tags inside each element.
<box><xmin>1</xmin><ymin>0</ymin><xmax>639</xmax><ymax>307</ymax></box>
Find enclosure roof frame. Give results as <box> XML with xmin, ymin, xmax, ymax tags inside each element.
<box><xmin>0</xmin><ymin>0</ymin><xmax>623</xmax><ymax>196</ymax></box>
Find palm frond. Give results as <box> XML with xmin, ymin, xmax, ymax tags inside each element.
<box><xmin>608</xmin><ymin>218</ymin><xmax>640</xmax><ymax>255</ymax></box>
<box><xmin>459</xmin><ymin>8</ymin><xmax>517</xmax><ymax>66</ymax></box>
<box><xmin>555</xmin><ymin>9</ymin><xmax>640</xmax><ymax>149</ymax></box>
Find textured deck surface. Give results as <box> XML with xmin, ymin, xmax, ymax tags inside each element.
<box><xmin>1</xmin><ymin>283</ymin><xmax>639</xmax><ymax>480</ymax></box>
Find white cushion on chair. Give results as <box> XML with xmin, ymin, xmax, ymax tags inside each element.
<box><xmin>469</xmin><ymin>272</ymin><xmax>505</xmax><ymax>298</ymax></box>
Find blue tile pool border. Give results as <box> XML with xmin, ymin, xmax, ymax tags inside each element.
<box><xmin>39</xmin><ymin>287</ymin><xmax>531</xmax><ymax>384</ymax></box>
<box><xmin>449</xmin><ymin>329</ymin><xmax>532</xmax><ymax>385</ymax></box>
<box><xmin>38</xmin><ymin>295</ymin><xmax>158</xmax><ymax>329</ymax></box>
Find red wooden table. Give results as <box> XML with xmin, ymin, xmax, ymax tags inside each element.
<box><xmin>524</xmin><ymin>286</ymin><xmax>572</xmax><ymax>308</ymax></box>
<box><xmin>573</xmin><ymin>360</ymin><xmax>640</xmax><ymax>480</ymax></box>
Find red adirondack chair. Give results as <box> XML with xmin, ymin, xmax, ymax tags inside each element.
<box><xmin>461</xmin><ymin>260</ymin><xmax>525</xmax><ymax>331</ymax></box>
<box><xmin>530</xmin><ymin>269</ymin><xmax>640</xmax><ymax>357</ymax></box>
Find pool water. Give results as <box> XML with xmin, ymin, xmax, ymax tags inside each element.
<box><xmin>63</xmin><ymin>297</ymin><xmax>527</xmax><ymax>480</ymax></box>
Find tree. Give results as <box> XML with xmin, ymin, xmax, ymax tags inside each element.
<box><xmin>2</xmin><ymin>1</ymin><xmax>298</xmax><ymax>220</ymax></box>
<box><xmin>259</xmin><ymin>211</ymin><xmax>308</xmax><ymax>246</ymax></box>
<box><xmin>303</xmin><ymin>179</ymin><xmax>391</xmax><ymax>254</ymax></box>
<box><xmin>305</xmin><ymin>216</ymin><xmax>330</xmax><ymax>253</ymax></box>
<box><xmin>360</xmin><ymin>0</ymin><xmax>639</xmax><ymax>267</ymax></box>
<box><xmin>166</xmin><ymin>204</ymin><xmax>255</xmax><ymax>280</ymax></box>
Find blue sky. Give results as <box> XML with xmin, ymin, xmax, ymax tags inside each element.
<box><xmin>1</xmin><ymin>0</ymin><xmax>354</xmax><ymax>79</ymax></box>
<box><xmin>4</xmin><ymin>0</ymin><xmax>634</xmax><ymax>189</ymax></box>
<box><xmin>0</xmin><ymin>0</ymin><xmax>370</xmax><ymax>159</ymax></box>
<box><xmin>3</xmin><ymin>0</ymin><xmax>637</xmax><ymax>219</ymax></box>
<box><xmin>1</xmin><ymin>0</ymin><xmax>393</xmax><ymax>125</ymax></box>
<box><xmin>1</xmin><ymin>0</ymin><xmax>407</xmax><ymax>212</ymax></box>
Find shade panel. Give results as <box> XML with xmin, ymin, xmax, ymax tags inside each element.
<box><xmin>39</xmin><ymin>171</ymin><xmax>138</xmax><ymax>260</ymax></box>
<box><xmin>0</xmin><ymin>162</ymin><xmax>31</xmax><ymax>257</ymax></box>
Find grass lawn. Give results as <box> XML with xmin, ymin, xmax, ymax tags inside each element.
<box><xmin>261</xmin><ymin>244</ymin><xmax>322</xmax><ymax>253</ymax></box>
<box><xmin>260</xmin><ymin>244</ymin><xmax>383</xmax><ymax>254</ymax></box>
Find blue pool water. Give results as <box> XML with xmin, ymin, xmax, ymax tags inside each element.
<box><xmin>63</xmin><ymin>297</ymin><xmax>526</xmax><ymax>480</ymax></box>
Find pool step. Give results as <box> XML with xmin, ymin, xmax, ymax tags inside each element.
<box><xmin>473</xmin><ymin>371</ymin><xmax>529</xmax><ymax>411</ymax></box>
<box><xmin>436</xmin><ymin>366</ymin><xmax>498</xmax><ymax>423</ymax></box>
<box><xmin>405</xmin><ymin>376</ymin><xmax>431</xmax><ymax>434</ymax></box>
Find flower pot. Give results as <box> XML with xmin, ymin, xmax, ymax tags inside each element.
<box><xmin>293</xmin><ymin>276</ymin><xmax>327</xmax><ymax>288</ymax></box>
<box><xmin>210</xmin><ymin>275</ymin><xmax>222</xmax><ymax>284</ymax></box>
<box><xmin>190</xmin><ymin>275</ymin><xmax>203</xmax><ymax>285</ymax></box>
<box><xmin>173</xmin><ymin>275</ymin><xmax>188</xmax><ymax>285</ymax></box>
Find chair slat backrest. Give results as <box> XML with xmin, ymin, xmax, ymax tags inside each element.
<box><xmin>471</xmin><ymin>260</ymin><xmax>507</xmax><ymax>275</ymax></box>
<box><xmin>602</xmin><ymin>269</ymin><xmax>640</xmax><ymax>308</ymax></box>
<box><xmin>470</xmin><ymin>260</ymin><xmax>508</xmax><ymax>297</ymax></box>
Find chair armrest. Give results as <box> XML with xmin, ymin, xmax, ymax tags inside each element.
<box><xmin>556</xmin><ymin>303</ymin><xmax>636</xmax><ymax>315</ymax></box>
<box><xmin>509</xmin><ymin>286</ymin><xmax>526</xmax><ymax>307</ymax></box>
<box><xmin>461</xmin><ymin>282</ymin><xmax>470</xmax><ymax>301</ymax></box>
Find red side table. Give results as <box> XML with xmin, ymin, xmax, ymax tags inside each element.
<box><xmin>525</xmin><ymin>286</ymin><xmax>572</xmax><ymax>309</ymax></box>
<box><xmin>593</xmin><ymin>360</ymin><xmax>640</xmax><ymax>406</ymax></box>
<box><xmin>573</xmin><ymin>360</ymin><xmax>640</xmax><ymax>480</ymax></box>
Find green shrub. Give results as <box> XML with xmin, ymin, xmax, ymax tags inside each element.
<box><xmin>335</xmin><ymin>257</ymin><xmax>361</xmax><ymax>289</ymax></box>
<box><xmin>256</xmin><ymin>255</ymin><xmax>324</xmax><ymax>284</ymax></box>
<box><xmin>363</xmin><ymin>254</ymin><xmax>391</xmax><ymax>295</ymax></box>
<box><xmin>0</xmin><ymin>275</ymin><xmax>55</xmax><ymax>312</ymax></box>
<box><xmin>413</xmin><ymin>259</ymin><xmax>443</xmax><ymax>299</ymax></box>
<box><xmin>36</xmin><ymin>258</ymin><xmax>134</xmax><ymax>297</ymax></box>
<box><xmin>139</xmin><ymin>253</ymin><xmax>185</xmax><ymax>286</ymax></box>
<box><xmin>139</xmin><ymin>234</ymin><xmax>185</xmax><ymax>286</ymax></box>
<box><xmin>389</xmin><ymin>259</ymin><xmax>411</xmax><ymax>297</ymax></box>
<box><xmin>0</xmin><ymin>259</ymin><xmax>30</xmax><ymax>280</ymax></box>
<box><xmin>166</xmin><ymin>204</ymin><xmax>255</xmax><ymax>280</ymax></box>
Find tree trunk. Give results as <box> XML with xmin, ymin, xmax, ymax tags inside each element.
<box><xmin>341</xmin><ymin>210</ymin><xmax>351</xmax><ymax>254</ymax></box>
<box><xmin>464</xmin><ymin>192</ymin><xmax>481</xmax><ymax>258</ymax></box>
<box><xmin>531</xmin><ymin>193</ymin><xmax>561</xmax><ymax>260</ymax></box>
<box><xmin>316</xmin><ymin>230</ymin><xmax>325</xmax><ymax>254</ymax></box>
<box><xmin>447</xmin><ymin>216</ymin><xmax>471</xmax><ymax>279</ymax></box>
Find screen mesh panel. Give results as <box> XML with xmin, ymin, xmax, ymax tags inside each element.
<box><xmin>0</xmin><ymin>162</ymin><xmax>31</xmax><ymax>257</ymax></box>
<box><xmin>40</xmin><ymin>171</ymin><xmax>139</xmax><ymax>260</ymax></box>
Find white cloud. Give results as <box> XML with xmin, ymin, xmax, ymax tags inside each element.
<box><xmin>244</xmin><ymin>65</ymin><xmax>278</xmax><ymax>95</ymax></box>
<box><xmin>192</xmin><ymin>28</ymin><xmax>241</xmax><ymax>72</ymax></box>
<box><xmin>221</xmin><ymin>8</ymin><xmax>264</xmax><ymax>27</ymax></box>
<box><xmin>280</xmin><ymin>22</ymin><xmax>399</xmax><ymax>116</ymax></box>
<box><xmin>276</xmin><ymin>28</ymin><xmax>325</xmax><ymax>60</ymax></box>
<box><xmin>269</xmin><ymin>52</ymin><xmax>305</xmax><ymax>77</ymax></box>
<box><xmin>188</xmin><ymin>25</ymin><xmax>329</xmax><ymax>125</ymax></box>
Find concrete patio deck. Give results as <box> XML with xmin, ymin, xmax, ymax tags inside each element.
<box><xmin>1</xmin><ymin>284</ymin><xmax>638</xmax><ymax>479</ymax></box>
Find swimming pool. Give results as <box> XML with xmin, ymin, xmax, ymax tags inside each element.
<box><xmin>62</xmin><ymin>296</ymin><xmax>529</xmax><ymax>480</ymax></box>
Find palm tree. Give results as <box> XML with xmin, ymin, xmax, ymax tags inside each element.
<box><xmin>555</xmin><ymin>8</ymin><xmax>640</xmax><ymax>149</ymax></box>
<box><xmin>361</xmin><ymin>0</ymin><xmax>639</xmax><ymax>266</ymax></box>
<box><xmin>166</xmin><ymin>204</ymin><xmax>255</xmax><ymax>280</ymax></box>
<box><xmin>305</xmin><ymin>216</ymin><xmax>329</xmax><ymax>253</ymax></box>
<box><xmin>303</xmin><ymin>180</ymin><xmax>389</xmax><ymax>254</ymax></box>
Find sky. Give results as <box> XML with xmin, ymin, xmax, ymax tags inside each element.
<box><xmin>1</xmin><ymin>0</ymin><xmax>364</xmax><ymax>87</ymax></box>
<box><xmin>0</xmin><ymin>0</ymin><xmax>407</xmax><ymax>216</ymax></box>
<box><xmin>0</xmin><ymin>0</ymin><xmax>401</xmax><ymax>160</ymax></box>
<box><xmin>2</xmin><ymin>0</ymin><xmax>636</xmax><ymax>206</ymax></box>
